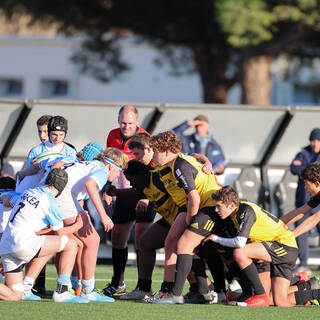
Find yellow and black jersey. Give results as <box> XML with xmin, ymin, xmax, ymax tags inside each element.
<box><xmin>232</xmin><ymin>201</ymin><xmax>297</xmax><ymax>248</ymax></box>
<box><xmin>157</xmin><ymin>153</ymin><xmax>221</xmax><ymax>209</ymax></box>
<box><xmin>142</xmin><ymin>170</ymin><xmax>179</xmax><ymax>225</ymax></box>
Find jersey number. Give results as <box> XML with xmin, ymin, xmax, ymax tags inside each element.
<box><xmin>10</xmin><ymin>202</ymin><xmax>25</xmax><ymax>223</ymax></box>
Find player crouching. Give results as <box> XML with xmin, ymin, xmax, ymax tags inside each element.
<box><xmin>0</xmin><ymin>168</ymin><xmax>89</xmax><ymax>303</ymax></box>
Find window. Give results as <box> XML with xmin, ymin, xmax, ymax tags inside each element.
<box><xmin>40</xmin><ymin>79</ymin><xmax>69</xmax><ymax>98</ymax></box>
<box><xmin>0</xmin><ymin>79</ymin><xmax>23</xmax><ymax>97</ymax></box>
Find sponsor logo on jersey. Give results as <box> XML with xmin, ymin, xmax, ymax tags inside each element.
<box><xmin>21</xmin><ymin>192</ymin><xmax>40</xmax><ymax>208</ymax></box>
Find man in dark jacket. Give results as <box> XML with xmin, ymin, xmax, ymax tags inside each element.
<box><xmin>290</xmin><ymin>128</ymin><xmax>320</xmax><ymax>274</ymax></box>
<box><xmin>173</xmin><ymin>115</ymin><xmax>226</xmax><ymax>174</ymax></box>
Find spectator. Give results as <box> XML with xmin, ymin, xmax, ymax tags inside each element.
<box><xmin>290</xmin><ymin>128</ymin><xmax>320</xmax><ymax>274</ymax></box>
<box><xmin>173</xmin><ymin>115</ymin><xmax>227</xmax><ymax>174</ymax></box>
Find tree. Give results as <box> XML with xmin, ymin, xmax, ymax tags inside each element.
<box><xmin>0</xmin><ymin>0</ymin><xmax>237</xmax><ymax>103</ymax></box>
<box><xmin>216</xmin><ymin>0</ymin><xmax>320</xmax><ymax>105</ymax></box>
<box><xmin>1</xmin><ymin>0</ymin><xmax>320</xmax><ymax>105</ymax></box>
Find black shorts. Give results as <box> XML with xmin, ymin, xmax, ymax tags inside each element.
<box><xmin>112</xmin><ymin>196</ymin><xmax>156</xmax><ymax>224</ymax></box>
<box><xmin>187</xmin><ymin>206</ymin><xmax>221</xmax><ymax>238</ymax></box>
<box><xmin>259</xmin><ymin>241</ymin><xmax>298</xmax><ymax>281</ymax></box>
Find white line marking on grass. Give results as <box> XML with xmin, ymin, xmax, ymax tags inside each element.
<box><xmin>46</xmin><ymin>277</ymin><xmax>162</xmax><ymax>282</ymax></box>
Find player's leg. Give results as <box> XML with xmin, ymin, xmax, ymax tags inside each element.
<box><xmin>163</xmin><ymin>212</ymin><xmax>187</xmax><ymax>284</ymax></box>
<box><xmin>59</xmin><ymin>191</ymin><xmax>111</xmax><ymax>301</ymax></box>
<box><xmin>233</xmin><ymin>242</ymin><xmax>270</xmax><ymax>306</ymax></box>
<box><xmin>134</xmin><ymin>204</ymin><xmax>156</xmax><ymax>275</ymax></box>
<box><xmin>68</xmin><ymin>233</ymin><xmax>83</xmax><ymax>295</ymax></box>
<box><xmin>103</xmin><ymin>196</ymin><xmax>136</xmax><ymax>297</ymax></box>
<box><xmin>104</xmin><ymin>221</ymin><xmax>134</xmax><ymax>296</ymax></box>
<box><xmin>23</xmin><ymin>256</ymin><xmax>51</xmax><ymax>300</ymax></box>
<box><xmin>0</xmin><ymin>270</ymin><xmax>24</xmax><ymax>300</ymax></box>
<box><xmin>271</xmin><ymin>277</ymin><xmax>294</xmax><ymax>306</ymax></box>
<box><xmin>43</xmin><ymin>235</ymin><xmax>89</xmax><ymax>303</ymax></box>
<box><xmin>121</xmin><ymin>219</ymin><xmax>169</xmax><ymax>300</ymax></box>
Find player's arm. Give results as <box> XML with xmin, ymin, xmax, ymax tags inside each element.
<box><xmin>85</xmin><ymin>177</ymin><xmax>113</xmax><ymax>231</ymax></box>
<box><xmin>16</xmin><ymin>163</ymin><xmax>40</xmax><ymax>181</ymax></box>
<box><xmin>36</xmin><ymin>226</ymin><xmax>53</xmax><ymax>235</ymax></box>
<box><xmin>204</xmin><ymin>234</ymin><xmax>247</xmax><ymax>248</ymax></box>
<box><xmin>186</xmin><ymin>190</ymin><xmax>200</xmax><ymax>224</ymax></box>
<box><xmin>105</xmin><ymin>185</ymin><xmax>143</xmax><ymax>198</ymax></box>
<box><xmin>281</xmin><ymin>193</ymin><xmax>320</xmax><ymax>225</ymax></box>
<box><xmin>52</xmin><ymin>160</ymin><xmax>68</xmax><ymax>169</ymax></box>
<box><xmin>55</xmin><ymin>211</ymin><xmax>86</xmax><ymax>235</ymax></box>
<box><xmin>205</xmin><ymin>205</ymin><xmax>255</xmax><ymax>247</ymax></box>
<box><xmin>173</xmin><ymin>158</ymin><xmax>200</xmax><ymax>225</ymax></box>
<box><xmin>293</xmin><ymin>210</ymin><xmax>320</xmax><ymax>238</ymax></box>
<box><xmin>280</xmin><ymin>204</ymin><xmax>311</xmax><ymax>225</ymax></box>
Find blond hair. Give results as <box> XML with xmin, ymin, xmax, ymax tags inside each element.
<box><xmin>96</xmin><ymin>147</ymin><xmax>129</xmax><ymax>170</ymax></box>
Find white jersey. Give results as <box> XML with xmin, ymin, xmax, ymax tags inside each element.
<box><xmin>0</xmin><ymin>191</ymin><xmax>18</xmax><ymax>233</ymax></box>
<box><xmin>62</xmin><ymin>160</ymin><xmax>108</xmax><ymax>201</ymax></box>
<box><xmin>0</xmin><ymin>186</ymin><xmax>63</xmax><ymax>255</ymax></box>
<box><xmin>0</xmin><ymin>204</ymin><xmax>12</xmax><ymax>233</ymax></box>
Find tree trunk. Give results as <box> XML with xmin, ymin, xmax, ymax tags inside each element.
<box><xmin>192</xmin><ymin>44</ymin><xmax>232</xmax><ymax>104</ymax></box>
<box><xmin>241</xmin><ymin>54</ymin><xmax>273</xmax><ymax>106</ymax></box>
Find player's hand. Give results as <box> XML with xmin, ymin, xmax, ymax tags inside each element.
<box><xmin>100</xmin><ymin>214</ymin><xmax>114</xmax><ymax>232</ymax></box>
<box><xmin>201</xmin><ymin>162</ymin><xmax>213</xmax><ymax>175</ymax></box>
<box><xmin>105</xmin><ymin>185</ymin><xmax>117</xmax><ymax>196</ymax></box>
<box><xmin>103</xmin><ymin>193</ymin><xmax>113</xmax><ymax>205</ymax></box>
<box><xmin>214</xmin><ymin>164</ymin><xmax>225</xmax><ymax>175</ymax></box>
<box><xmin>188</xmin><ymin>120</ymin><xmax>203</xmax><ymax>127</ymax></box>
<box><xmin>16</xmin><ymin>171</ymin><xmax>25</xmax><ymax>181</ymax></box>
<box><xmin>203</xmin><ymin>234</ymin><xmax>215</xmax><ymax>243</ymax></box>
<box><xmin>136</xmin><ymin>199</ymin><xmax>149</xmax><ymax>214</ymax></box>
<box><xmin>77</xmin><ymin>210</ymin><xmax>89</xmax><ymax>229</ymax></box>
<box><xmin>31</xmin><ymin>158</ymin><xmax>38</xmax><ymax>164</ymax></box>
<box><xmin>292</xmin><ymin>160</ymin><xmax>302</xmax><ymax>166</ymax></box>
<box><xmin>0</xmin><ymin>194</ymin><xmax>12</xmax><ymax>208</ymax></box>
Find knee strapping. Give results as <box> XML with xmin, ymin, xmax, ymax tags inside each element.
<box><xmin>9</xmin><ymin>283</ymin><xmax>24</xmax><ymax>292</ymax></box>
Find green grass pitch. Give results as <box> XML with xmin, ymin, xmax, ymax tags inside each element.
<box><xmin>0</xmin><ymin>264</ymin><xmax>319</xmax><ymax>320</ymax></box>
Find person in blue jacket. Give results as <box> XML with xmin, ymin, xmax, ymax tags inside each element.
<box><xmin>172</xmin><ymin>114</ymin><xmax>227</xmax><ymax>174</ymax></box>
<box><xmin>290</xmin><ymin>128</ymin><xmax>320</xmax><ymax>274</ymax></box>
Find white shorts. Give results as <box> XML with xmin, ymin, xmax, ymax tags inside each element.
<box><xmin>57</xmin><ymin>186</ymin><xmax>82</xmax><ymax>220</ymax></box>
<box><xmin>1</xmin><ymin>235</ymin><xmax>45</xmax><ymax>272</ymax></box>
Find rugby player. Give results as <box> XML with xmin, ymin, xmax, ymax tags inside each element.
<box><xmin>204</xmin><ymin>185</ymin><xmax>320</xmax><ymax>307</ymax></box>
<box><xmin>0</xmin><ymin>169</ymin><xmax>88</xmax><ymax>303</ymax></box>
<box><xmin>149</xmin><ymin>131</ymin><xmax>223</xmax><ymax>304</ymax></box>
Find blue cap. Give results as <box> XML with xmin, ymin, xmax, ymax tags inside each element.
<box><xmin>309</xmin><ymin>128</ymin><xmax>320</xmax><ymax>141</ymax></box>
<box><xmin>82</xmin><ymin>142</ymin><xmax>103</xmax><ymax>161</ymax></box>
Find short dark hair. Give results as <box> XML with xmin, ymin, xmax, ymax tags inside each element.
<box><xmin>300</xmin><ymin>162</ymin><xmax>320</xmax><ymax>183</ymax></box>
<box><xmin>0</xmin><ymin>176</ymin><xmax>16</xmax><ymax>189</ymax></box>
<box><xmin>36</xmin><ymin>115</ymin><xmax>52</xmax><ymax>126</ymax></box>
<box><xmin>211</xmin><ymin>186</ymin><xmax>240</xmax><ymax>207</ymax></box>
<box><xmin>124</xmin><ymin>160</ymin><xmax>150</xmax><ymax>179</ymax></box>
<box><xmin>128</xmin><ymin>133</ymin><xmax>151</xmax><ymax>150</ymax></box>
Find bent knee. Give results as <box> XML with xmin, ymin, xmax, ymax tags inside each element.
<box><xmin>233</xmin><ymin>248</ymin><xmax>246</xmax><ymax>263</ymax></box>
